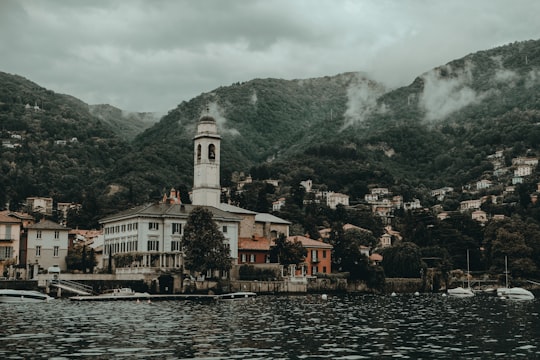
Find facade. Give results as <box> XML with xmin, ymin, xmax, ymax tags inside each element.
<box><xmin>26</xmin><ymin>197</ymin><xmax>53</xmax><ymax>215</ymax></box>
<box><xmin>100</xmin><ymin>203</ymin><xmax>241</xmax><ymax>271</ymax></box>
<box><xmin>288</xmin><ymin>235</ymin><xmax>332</xmax><ymax>276</ymax></box>
<box><xmin>326</xmin><ymin>192</ymin><xmax>350</xmax><ymax>209</ymax></box>
<box><xmin>26</xmin><ymin>220</ymin><xmax>69</xmax><ymax>275</ymax></box>
<box><xmin>0</xmin><ymin>213</ymin><xmax>22</xmax><ymax>275</ymax></box>
<box><xmin>238</xmin><ymin>236</ymin><xmax>270</xmax><ymax>264</ymax></box>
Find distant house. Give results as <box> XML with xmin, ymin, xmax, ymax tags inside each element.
<box><xmin>476</xmin><ymin>180</ymin><xmax>493</xmax><ymax>190</ymax></box>
<box><xmin>460</xmin><ymin>199</ymin><xmax>482</xmax><ymax>211</ymax></box>
<box><xmin>514</xmin><ymin>165</ymin><xmax>533</xmax><ymax>177</ymax></box>
<box><xmin>26</xmin><ymin>197</ymin><xmax>54</xmax><ymax>215</ymax></box>
<box><xmin>272</xmin><ymin>198</ymin><xmax>286</xmax><ymax>212</ymax></box>
<box><xmin>512</xmin><ymin>157</ymin><xmax>538</xmax><ymax>167</ymax></box>
<box><xmin>471</xmin><ymin>210</ymin><xmax>488</xmax><ymax>224</ymax></box>
<box><xmin>326</xmin><ymin>192</ymin><xmax>349</xmax><ymax>209</ymax></box>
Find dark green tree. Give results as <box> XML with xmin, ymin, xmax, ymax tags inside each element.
<box><xmin>181</xmin><ymin>207</ymin><xmax>232</xmax><ymax>277</ymax></box>
<box><xmin>65</xmin><ymin>244</ymin><xmax>97</xmax><ymax>273</ymax></box>
<box><xmin>381</xmin><ymin>242</ymin><xmax>424</xmax><ymax>278</ymax></box>
<box><xmin>269</xmin><ymin>233</ymin><xmax>307</xmax><ymax>266</ymax></box>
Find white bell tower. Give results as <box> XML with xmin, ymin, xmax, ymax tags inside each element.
<box><xmin>192</xmin><ymin>115</ymin><xmax>221</xmax><ymax>207</ymax></box>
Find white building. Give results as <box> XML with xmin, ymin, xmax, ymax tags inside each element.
<box><xmin>26</xmin><ymin>220</ymin><xmax>70</xmax><ymax>276</ymax></box>
<box><xmin>326</xmin><ymin>192</ymin><xmax>350</xmax><ymax>209</ymax></box>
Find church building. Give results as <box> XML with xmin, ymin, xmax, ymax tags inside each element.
<box><xmin>99</xmin><ymin>113</ymin><xmax>290</xmax><ymax>277</ymax></box>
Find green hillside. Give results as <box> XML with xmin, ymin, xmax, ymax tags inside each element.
<box><xmin>2</xmin><ymin>39</ymin><xmax>540</xmax><ymax>219</ymax></box>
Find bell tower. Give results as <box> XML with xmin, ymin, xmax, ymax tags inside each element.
<box><xmin>192</xmin><ymin>114</ymin><xmax>221</xmax><ymax>207</ymax></box>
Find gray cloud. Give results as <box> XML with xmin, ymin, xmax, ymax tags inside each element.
<box><xmin>1</xmin><ymin>0</ymin><xmax>539</xmax><ymax>112</ymax></box>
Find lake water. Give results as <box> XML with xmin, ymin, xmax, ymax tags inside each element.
<box><xmin>1</xmin><ymin>293</ymin><xmax>539</xmax><ymax>359</ymax></box>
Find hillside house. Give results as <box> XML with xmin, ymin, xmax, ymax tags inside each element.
<box><xmin>238</xmin><ymin>236</ymin><xmax>270</xmax><ymax>264</ymax></box>
<box><xmin>326</xmin><ymin>192</ymin><xmax>350</xmax><ymax>209</ymax></box>
<box><xmin>512</xmin><ymin>157</ymin><xmax>538</xmax><ymax>167</ymax></box>
<box><xmin>514</xmin><ymin>165</ymin><xmax>533</xmax><ymax>177</ymax></box>
<box><xmin>272</xmin><ymin>198</ymin><xmax>286</xmax><ymax>212</ymax></box>
<box><xmin>476</xmin><ymin>179</ymin><xmax>493</xmax><ymax>190</ymax></box>
<box><xmin>460</xmin><ymin>199</ymin><xmax>482</xmax><ymax>211</ymax></box>
<box><xmin>471</xmin><ymin>210</ymin><xmax>488</xmax><ymax>224</ymax></box>
<box><xmin>26</xmin><ymin>197</ymin><xmax>53</xmax><ymax>216</ymax></box>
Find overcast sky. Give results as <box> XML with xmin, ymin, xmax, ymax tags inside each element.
<box><xmin>1</xmin><ymin>0</ymin><xmax>539</xmax><ymax>112</ymax></box>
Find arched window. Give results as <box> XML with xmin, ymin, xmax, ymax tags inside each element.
<box><xmin>197</xmin><ymin>144</ymin><xmax>202</xmax><ymax>162</ymax></box>
<box><xmin>208</xmin><ymin>144</ymin><xmax>216</xmax><ymax>160</ymax></box>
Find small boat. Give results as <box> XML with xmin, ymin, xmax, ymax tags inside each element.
<box><xmin>497</xmin><ymin>257</ymin><xmax>535</xmax><ymax>301</ymax></box>
<box><xmin>448</xmin><ymin>250</ymin><xmax>475</xmax><ymax>298</ymax></box>
<box><xmin>70</xmin><ymin>288</ymin><xmax>151</xmax><ymax>301</ymax></box>
<box><xmin>0</xmin><ymin>289</ymin><xmax>54</xmax><ymax>303</ymax></box>
<box><xmin>447</xmin><ymin>286</ymin><xmax>475</xmax><ymax>298</ymax></box>
<box><xmin>215</xmin><ymin>292</ymin><xmax>257</xmax><ymax>300</ymax></box>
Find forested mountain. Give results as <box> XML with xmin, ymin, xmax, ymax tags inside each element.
<box><xmin>2</xmin><ymin>39</ymin><xmax>540</xmax><ymax>221</ymax></box>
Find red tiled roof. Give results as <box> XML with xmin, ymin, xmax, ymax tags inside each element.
<box><xmin>238</xmin><ymin>236</ymin><xmax>271</xmax><ymax>251</ymax></box>
<box><xmin>287</xmin><ymin>235</ymin><xmax>333</xmax><ymax>249</ymax></box>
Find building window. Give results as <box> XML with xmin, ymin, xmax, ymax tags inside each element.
<box><xmin>53</xmin><ymin>246</ymin><xmax>59</xmax><ymax>257</ymax></box>
<box><xmin>171</xmin><ymin>240</ymin><xmax>181</xmax><ymax>251</ymax></box>
<box><xmin>323</xmin><ymin>250</ymin><xmax>327</xmax><ymax>258</ymax></box>
<box><xmin>311</xmin><ymin>250</ymin><xmax>317</xmax><ymax>261</ymax></box>
<box><xmin>133</xmin><ymin>223</ymin><xmax>138</xmax><ymax>230</ymax></box>
<box><xmin>197</xmin><ymin>144</ymin><xmax>202</xmax><ymax>162</ymax></box>
<box><xmin>122</xmin><ymin>225</ymin><xmax>126</xmax><ymax>232</ymax></box>
<box><xmin>36</xmin><ymin>246</ymin><xmax>41</xmax><ymax>257</ymax></box>
<box><xmin>322</xmin><ymin>266</ymin><xmax>327</xmax><ymax>273</ymax></box>
<box><xmin>312</xmin><ymin>266</ymin><xmax>318</xmax><ymax>275</ymax></box>
<box><xmin>54</xmin><ymin>231</ymin><xmax>60</xmax><ymax>239</ymax></box>
<box><xmin>0</xmin><ymin>246</ymin><xmax>13</xmax><ymax>260</ymax></box>
<box><xmin>127</xmin><ymin>224</ymin><xmax>132</xmax><ymax>231</ymax></box>
<box><xmin>147</xmin><ymin>240</ymin><xmax>159</xmax><ymax>251</ymax></box>
<box><xmin>149</xmin><ymin>222</ymin><xmax>159</xmax><ymax>230</ymax></box>
<box><xmin>222</xmin><ymin>226</ymin><xmax>228</xmax><ymax>233</ymax></box>
<box><xmin>172</xmin><ymin>223</ymin><xmax>182</xmax><ymax>234</ymax></box>
<box><xmin>250</xmin><ymin>254</ymin><xmax>256</xmax><ymax>263</ymax></box>
<box><xmin>241</xmin><ymin>254</ymin><xmax>246</xmax><ymax>262</ymax></box>
<box><xmin>208</xmin><ymin>144</ymin><xmax>216</xmax><ymax>160</ymax></box>
<box><xmin>36</xmin><ymin>231</ymin><xmax>42</xmax><ymax>239</ymax></box>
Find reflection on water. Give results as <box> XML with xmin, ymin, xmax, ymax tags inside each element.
<box><xmin>0</xmin><ymin>294</ymin><xmax>539</xmax><ymax>359</ymax></box>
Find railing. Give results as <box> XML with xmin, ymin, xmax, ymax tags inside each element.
<box><xmin>51</xmin><ymin>279</ymin><xmax>95</xmax><ymax>295</ymax></box>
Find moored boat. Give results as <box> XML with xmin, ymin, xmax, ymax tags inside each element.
<box><xmin>0</xmin><ymin>289</ymin><xmax>54</xmax><ymax>303</ymax></box>
<box><xmin>70</xmin><ymin>287</ymin><xmax>151</xmax><ymax>301</ymax></box>
<box><xmin>447</xmin><ymin>286</ymin><xmax>475</xmax><ymax>298</ymax></box>
<box><xmin>215</xmin><ymin>291</ymin><xmax>257</xmax><ymax>300</ymax></box>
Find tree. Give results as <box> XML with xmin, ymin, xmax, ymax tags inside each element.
<box><xmin>182</xmin><ymin>207</ymin><xmax>232</xmax><ymax>277</ymax></box>
<box><xmin>66</xmin><ymin>244</ymin><xmax>97</xmax><ymax>273</ymax></box>
<box><xmin>381</xmin><ymin>242</ymin><xmax>424</xmax><ymax>278</ymax></box>
<box><xmin>269</xmin><ymin>233</ymin><xmax>306</xmax><ymax>266</ymax></box>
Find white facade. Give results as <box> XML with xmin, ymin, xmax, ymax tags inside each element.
<box><xmin>192</xmin><ymin>116</ymin><xmax>221</xmax><ymax>208</ymax></box>
<box><xmin>100</xmin><ymin>204</ymin><xmax>240</xmax><ymax>270</ymax></box>
<box><xmin>326</xmin><ymin>192</ymin><xmax>350</xmax><ymax>209</ymax></box>
<box><xmin>26</xmin><ymin>220</ymin><xmax>69</xmax><ymax>272</ymax></box>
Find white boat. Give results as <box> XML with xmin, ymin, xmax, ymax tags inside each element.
<box><xmin>70</xmin><ymin>287</ymin><xmax>151</xmax><ymax>301</ymax></box>
<box><xmin>0</xmin><ymin>289</ymin><xmax>54</xmax><ymax>303</ymax></box>
<box><xmin>448</xmin><ymin>250</ymin><xmax>475</xmax><ymax>298</ymax></box>
<box><xmin>447</xmin><ymin>286</ymin><xmax>475</xmax><ymax>298</ymax></box>
<box><xmin>497</xmin><ymin>257</ymin><xmax>535</xmax><ymax>301</ymax></box>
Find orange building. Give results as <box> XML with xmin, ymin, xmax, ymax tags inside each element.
<box><xmin>287</xmin><ymin>235</ymin><xmax>332</xmax><ymax>276</ymax></box>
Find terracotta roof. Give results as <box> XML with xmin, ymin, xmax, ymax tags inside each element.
<box><xmin>370</xmin><ymin>253</ymin><xmax>383</xmax><ymax>261</ymax></box>
<box><xmin>238</xmin><ymin>236</ymin><xmax>271</xmax><ymax>251</ymax></box>
<box><xmin>0</xmin><ymin>213</ymin><xmax>21</xmax><ymax>223</ymax></box>
<box><xmin>287</xmin><ymin>235</ymin><xmax>333</xmax><ymax>249</ymax></box>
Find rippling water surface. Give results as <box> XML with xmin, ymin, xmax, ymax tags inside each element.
<box><xmin>1</xmin><ymin>293</ymin><xmax>539</xmax><ymax>359</ymax></box>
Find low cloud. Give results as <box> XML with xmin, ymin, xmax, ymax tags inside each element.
<box><xmin>341</xmin><ymin>74</ymin><xmax>386</xmax><ymax>129</ymax></box>
<box><xmin>419</xmin><ymin>62</ymin><xmax>484</xmax><ymax>122</ymax></box>
<box><xmin>202</xmin><ymin>101</ymin><xmax>240</xmax><ymax>136</ymax></box>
